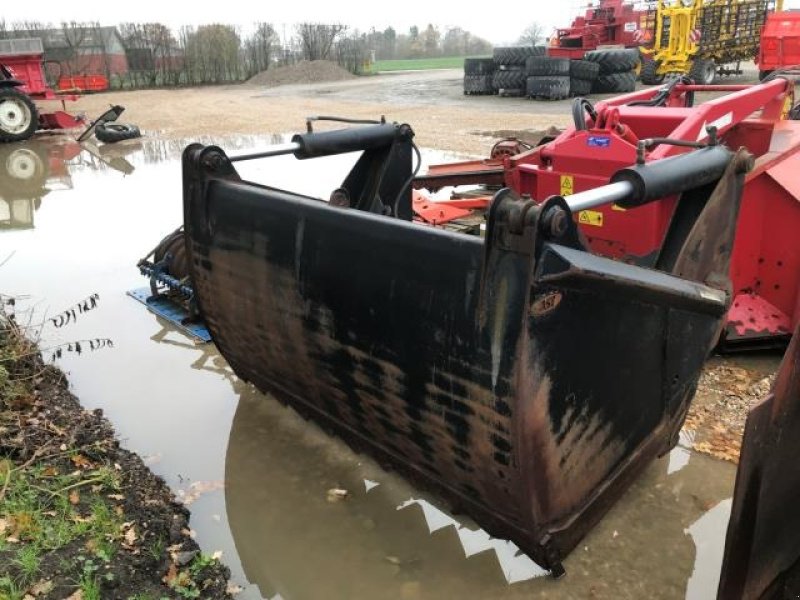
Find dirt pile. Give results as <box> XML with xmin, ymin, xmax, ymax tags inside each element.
<box><xmin>247</xmin><ymin>60</ymin><xmax>356</xmax><ymax>87</ymax></box>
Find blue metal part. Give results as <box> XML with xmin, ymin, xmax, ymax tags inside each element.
<box><xmin>126</xmin><ymin>287</ymin><xmax>212</xmax><ymax>343</ymax></box>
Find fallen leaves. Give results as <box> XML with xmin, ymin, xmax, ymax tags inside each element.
<box><xmin>30</xmin><ymin>585</ymin><xmax>54</xmax><ymax>600</ymax></box>
<box><xmin>68</xmin><ymin>490</ymin><xmax>80</xmax><ymax>505</ymax></box>
<box><xmin>327</xmin><ymin>488</ymin><xmax>349</xmax><ymax>503</ymax></box>
<box><xmin>226</xmin><ymin>582</ymin><xmax>244</xmax><ymax>595</ymax></box>
<box><xmin>121</xmin><ymin>522</ymin><xmax>138</xmax><ymax>549</ymax></box>
<box><xmin>176</xmin><ymin>480</ymin><xmax>225</xmax><ymax>505</ymax></box>
<box><xmin>70</xmin><ymin>454</ymin><xmax>95</xmax><ymax>469</ymax></box>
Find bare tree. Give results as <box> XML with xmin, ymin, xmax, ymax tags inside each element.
<box><xmin>518</xmin><ymin>22</ymin><xmax>546</xmax><ymax>47</ymax></box>
<box><xmin>295</xmin><ymin>23</ymin><xmax>346</xmax><ymax>61</ymax></box>
<box><xmin>336</xmin><ymin>31</ymin><xmax>369</xmax><ymax>74</ymax></box>
<box><xmin>244</xmin><ymin>22</ymin><xmax>278</xmax><ymax>77</ymax></box>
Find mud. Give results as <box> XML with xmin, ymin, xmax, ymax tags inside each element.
<box><xmin>0</xmin><ymin>317</ymin><xmax>233</xmax><ymax>598</ymax></box>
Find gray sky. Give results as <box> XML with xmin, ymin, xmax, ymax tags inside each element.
<box><xmin>4</xmin><ymin>1</ymin><xmax>800</xmax><ymax>45</ymax></box>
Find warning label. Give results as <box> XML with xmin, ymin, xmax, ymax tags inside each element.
<box><xmin>578</xmin><ymin>210</ymin><xmax>604</xmax><ymax>227</ymax></box>
<box><xmin>560</xmin><ymin>175</ymin><xmax>574</xmax><ymax>196</ymax></box>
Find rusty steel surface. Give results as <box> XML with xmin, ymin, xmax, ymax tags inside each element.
<box><xmin>718</xmin><ymin>324</ymin><xmax>800</xmax><ymax>599</ymax></box>
<box><xmin>182</xmin><ymin>132</ymin><xmax>747</xmax><ymax>574</ymax></box>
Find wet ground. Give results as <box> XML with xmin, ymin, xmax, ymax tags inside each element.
<box><xmin>0</xmin><ymin>134</ymin><xmax>768</xmax><ymax>598</ymax></box>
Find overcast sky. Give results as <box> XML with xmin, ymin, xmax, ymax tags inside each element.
<box><xmin>4</xmin><ymin>1</ymin><xmax>800</xmax><ymax>45</ymax></box>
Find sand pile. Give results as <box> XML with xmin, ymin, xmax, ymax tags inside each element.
<box><xmin>248</xmin><ymin>60</ymin><xmax>356</xmax><ymax>87</ymax></box>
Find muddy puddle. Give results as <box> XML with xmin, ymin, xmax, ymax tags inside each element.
<box><xmin>1</xmin><ymin>134</ymin><xmax>739</xmax><ymax>599</ymax></box>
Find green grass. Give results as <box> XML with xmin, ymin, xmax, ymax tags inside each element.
<box><xmin>371</xmin><ymin>56</ymin><xmax>486</xmax><ymax>72</ymax></box>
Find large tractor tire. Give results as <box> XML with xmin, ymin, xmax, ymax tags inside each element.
<box><xmin>585</xmin><ymin>48</ymin><xmax>640</xmax><ymax>75</ymax></box>
<box><xmin>592</xmin><ymin>71</ymin><xmax>637</xmax><ymax>94</ymax></box>
<box><xmin>95</xmin><ymin>122</ymin><xmax>142</xmax><ymax>143</ymax></box>
<box><xmin>640</xmin><ymin>57</ymin><xmax>665</xmax><ymax>85</ymax></box>
<box><xmin>463</xmin><ymin>58</ymin><xmax>495</xmax><ymax>76</ymax></box>
<box><xmin>689</xmin><ymin>59</ymin><xmax>716</xmax><ymax>85</ymax></box>
<box><xmin>526</xmin><ymin>56</ymin><xmax>570</xmax><ymax>76</ymax></box>
<box><xmin>493</xmin><ymin>68</ymin><xmax>526</xmax><ymax>93</ymax></box>
<box><xmin>570</xmin><ymin>59</ymin><xmax>600</xmax><ymax>81</ymax></box>
<box><xmin>526</xmin><ymin>76</ymin><xmax>571</xmax><ymax>101</ymax></box>
<box><xmin>493</xmin><ymin>46</ymin><xmax>546</xmax><ymax>66</ymax></box>
<box><xmin>463</xmin><ymin>74</ymin><xmax>494</xmax><ymax>95</ymax></box>
<box><xmin>0</xmin><ymin>88</ymin><xmax>38</xmax><ymax>143</ymax></box>
<box><xmin>570</xmin><ymin>77</ymin><xmax>593</xmax><ymax>97</ymax></box>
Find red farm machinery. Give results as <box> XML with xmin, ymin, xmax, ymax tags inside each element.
<box><xmin>0</xmin><ymin>38</ymin><xmax>85</xmax><ymax>143</ymax></box>
<box><xmin>759</xmin><ymin>9</ymin><xmax>800</xmax><ymax>79</ymax></box>
<box><xmin>420</xmin><ymin>76</ymin><xmax>800</xmax><ymax>349</ymax></box>
<box><xmin>549</xmin><ymin>0</ymin><xmax>654</xmax><ymax>60</ymax></box>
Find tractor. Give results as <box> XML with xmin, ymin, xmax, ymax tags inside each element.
<box><xmin>0</xmin><ymin>38</ymin><xmax>85</xmax><ymax>143</ymax></box>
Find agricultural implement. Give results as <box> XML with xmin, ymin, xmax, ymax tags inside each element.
<box><xmin>758</xmin><ymin>10</ymin><xmax>800</xmax><ymax>80</ymax></box>
<box><xmin>0</xmin><ymin>38</ymin><xmax>85</xmax><ymax>143</ymax></box>
<box><xmin>168</xmin><ymin>109</ymin><xmax>755</xmax><ymax>575</ymax></box>
<box><xmin>641</xmin><ymin>0</ymin><xmax>782</xmax><ymax>84</ymax></box>
<box><xmin>420</xmin><ymin>76</ymin><xmax>800</xmax><ymax>349</ymax></box>
<box><xmin>549</xmin><ymin>0</ymin><xmax>654</xmax><ymax>60</ymax></box>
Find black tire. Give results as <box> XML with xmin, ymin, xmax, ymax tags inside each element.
<box><xmin>0</xmin><ymin>87</ymin><xmax>38</xmax><ymax>143</ymax></box>
<box><xmin>569</xmin><ymin>60</ymin><xmax>600</xmax><ymax>81</ymax></box>
<box><xmin>569</xmin><ymin>77</ymin><xmax>593</xmax><ymax>97</ymax></box>
<box><xmin>527</xmin><ymin>76</ymin><xmax>571</xmax><ymax>101</ymax></box>
<box><xmin>592</xmin><ymin>71</ymin><xmax>637</xmax><ymax>94</ymax></box>
<box><xmin>493</xmin><ymin>46</ymin><xmax>546</xmax><ymax>66</ymax></box>
<box><xmin>463</xmin><ymin>75</ymin><xmax>494</xmax><ymax>95</ymax></box>
<box><xmin>464</xmin><ymin>58</ymin><xmax>495</xmax><ymax>76</ymax></box>
<box><xmin>585</xmin><ymin>48</ymin><xmax>640</xmax><ymax>75</ymax></box>
<box><xmin>498</xmin><ymin>88</ymin><xmax>525</xmax><ymax>97</ymax></box>
<box><xmin>526</xmin><ymin>56</ymin><xmax>570</xmax><ymax>77</ymax></box>
<box><xmin>640</xmin><ymin>57</ymin><xmax>665</xmax><ymax>85</ymax></box>
<box><xmin>689</xmin><ymin>59</ymin><xmax>716</xmax><ymax>85</ymax></box>
<box><xmin>95</xmin><ymin>122</ymin><xmax>142</xmax><ymax>143</ymax></box>
<box><xmin>493</xmin><ymin>69</ymin><xmax>526</xmax><ymax>92</ymax></box>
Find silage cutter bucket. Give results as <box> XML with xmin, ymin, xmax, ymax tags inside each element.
<box><xmin>182</xmin><ymin>123</ymin><xmax>752</xmax><ymax>574</ymax></box>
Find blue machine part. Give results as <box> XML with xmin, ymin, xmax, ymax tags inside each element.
<box><xmin>127</xmin><ymin>288</ymin><xmax>212</xmax><ymax>343</ymax></box>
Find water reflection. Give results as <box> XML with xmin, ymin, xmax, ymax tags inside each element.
<box><xmin>0</xmin><ymin>138</ymin><xmax>138</xmax><ymax>230</ymax></box>
<box><xmin>224</xmin><ymin>378</ymin><xmax>737</xmax><ymax>600</ymax></box>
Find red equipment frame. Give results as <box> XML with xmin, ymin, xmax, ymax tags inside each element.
<box><xmin>414</xmin><ymin>78</ymin><xmax>800</xmax><ymax>349</ymax></box>
<box><xmin>548</xmin><ymin>0</ymin><xmax>651</xmax><ymax>60</ymax></box>
<box><xmin>0</xmin><ymin>38</ymin><xmax>84</xmax><ymax>132</ymax></box>
<box><xmin>759</xmin><ymin>11</ymin><xmax>800</xmax><ymax>76</ymax></box>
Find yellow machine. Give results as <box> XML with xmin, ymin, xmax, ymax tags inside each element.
<box><xmin>641</xmin><ymin>0</ymin><xmax>783</xmax><ymax>85</ymax></box>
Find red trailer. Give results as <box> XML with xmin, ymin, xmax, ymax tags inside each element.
<box><xmin>759</xmin><ymin>11</ymin><xmax>800</xmax><ymax>79</ymax></box>
<box><xmin>549</xmin><ymin>0</ymin><xmax>653</xmax><ymax>59</ymax></box>
<box><xmin>415</xmin><ymin>78</ymin><xmax>800</xmax><ymax>349</ymax></box>
<box><xmin>0</xmin><ymin>38</ymin><xmax>84</xmax><ymax>142</ymax></box>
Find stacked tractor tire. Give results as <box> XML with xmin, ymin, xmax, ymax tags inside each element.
<box><xmin>584</xmin><ymin>48</ymin><xmax>640</xmax><ymax>94</ymax></box>
<box><xmin>464</xmin><ymin>47</ymin><xmax>641</xmax><ymax>100</ymax></box>
<box><xmin>463</xmin><ymin>57</ymin><xmax>497</xmax><ymax>95</ymax></box>
<box><xmin>492</xmin><ymin>46</ymin><xmax>546</xmax><ymax>97</ymax></box>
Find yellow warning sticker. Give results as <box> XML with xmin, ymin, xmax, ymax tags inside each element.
<box><xmin>578</xmin><ymin>210</ymin><xmax>604</xmax><ymax>227</ymax></box>
<box><xmin>560</xmin><ymin>175</ymin><xmax>574</xmax><ymax>196</ymax></box>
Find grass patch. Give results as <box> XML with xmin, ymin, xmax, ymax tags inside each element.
<box><xmin>371</xmin><ymin>56</ymin><xmax>483</xmax><ymax>72</ymax></box>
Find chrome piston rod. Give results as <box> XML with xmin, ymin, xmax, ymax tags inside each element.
<box><xmin>563</xmin><ymin>181</ymin><xmax>635</xmax><ymax>212</ymax></box>
<box><xmin>230</xmin><ymin>142</ymin><xmax>303</xmax><ymax>162</ymax></box>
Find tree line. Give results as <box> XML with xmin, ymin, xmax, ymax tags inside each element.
<box><xmin>0</xmin><ymin>20</ymin><xmax>494</xmax><ymax>88</ymax></box>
